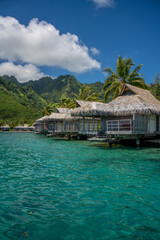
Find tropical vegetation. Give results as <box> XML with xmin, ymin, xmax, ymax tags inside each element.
<box><xmin>0</xmin><ymin>75</ymin><xmax>103</xmax><ymax>126</ymax></box>
<box><xmin>71</xmin><ymin>85</ymin><xmax>101</xmax><ymax>101</ymax></box>
<box><xmin>103</xmin><ymin>56</ymin><xmax>148</xmax><ymax>101</ymax></box>
<box><xmin>42</xmin><ymin>105</ymin><xmax>53</xmax><ymax>116</ymax></box>
<box><xmin>0</xmin><ymin>58</ymin><xmax>160</xmax><ymax>127</ymax></box>
<box><xmin>59</xmin><ymin>98</ymin><xmax>76</xmax><ymax>109</ymax></box>
<box><xmin>150</xmin><ymin>73</ymin><xmax>160</xmax><ymax>100</ymax></box>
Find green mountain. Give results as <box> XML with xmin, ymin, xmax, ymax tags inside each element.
<box><xmin>0</xmin><ymin>76</ymin><xmax>47</xmax><ymax>127</ymax></box>
<box><xmin>0</xmin><ymin>75</ymin><xmax>104</xmax><ymax>126</ymax></box>
<box><xmin>24</xmin><ymin>75</ymin><xmax>104</xmax><ymax>103</ymax></box>
<box><xmin>25</xmin><ymin>75</ymin><xmax>82</xmax><ymax>103</ymax></box>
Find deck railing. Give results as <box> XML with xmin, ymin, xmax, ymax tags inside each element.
<box><xmin>106</xmin><ymin>119</ymin><xmax>133</xmax><ymax>133</ymax></box>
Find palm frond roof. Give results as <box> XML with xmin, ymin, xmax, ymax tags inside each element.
<box><xmin>0</xmin><ymin>124</ymin><xmax>10</xmax><ymax>128</ymax></box>
<box><xmin>14</xmin><ymin>124</ymin><xmax>29</xmax><ymax>128</ymax></box>
<box><xmin>56</xmin><ymin>108</ymin><xmax>70</xmax><ymax>113</ymax></box>
<box><xmin>71</xmin><ymin>84</ymin><xmax>160</xmax><ymax>117</ymax></box>
<box><xmin>76</xmin><ymin>100</ymin><xmax>99</xmax><ymax>107</ymax></box>
<box><xmin>44</xmin><ymin>111</ymin><xmax>80</xmax><ymax>121</ymax></box>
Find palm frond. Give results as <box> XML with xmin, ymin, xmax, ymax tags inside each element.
<box><xmin>112</xmin><ymin>83</ymin><xmax>122</xmax><ymax>100</ymax></box>
<box><xmin>103</xmin><ymin>67</ymin><xmax>115</xmax><ymax>75</ymax></box>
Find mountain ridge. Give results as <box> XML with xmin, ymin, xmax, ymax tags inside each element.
<box><xmin>0</xmin><ymin>74</ymin><xmax>104</xmax><ymax>126</ymax></box>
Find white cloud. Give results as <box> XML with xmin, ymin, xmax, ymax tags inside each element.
<box><xmin>0</xmin><ymin>62</ymin><xmax>45</xmax><ymax>82</ymax></box>
<box><xmin>90</xmin><ymin>47</ymin><xmax>100</xmax><ymax>55</ymax></box>
<box><xmin>91</xmin><ymin>0</ymin><xmax>115</xmax><ymax>8</ymax></box>
<box><xmin>0</xmin><ymin>16</ymin><xmax>101</xmax><ymax>73</ymax></box>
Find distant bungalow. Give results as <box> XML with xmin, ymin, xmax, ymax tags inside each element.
<box><xmin>0</xmin><ymin>124</ymin><xmax>10</xmax><ymax>131</ymax></box>
<box><xmin>34</xmin><ymin>84</ymin><xmax>160</xmax><ymax>144</ymax></box>
<box><xmin>13</xmin><ymin>124</ymin><xmax>34</xmax><ymax>132</ymax></box>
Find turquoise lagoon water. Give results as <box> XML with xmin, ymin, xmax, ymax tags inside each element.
<box><xmin>0</xmin><ymin>133</ymin><xmax>160</xmax><ymax>240</ymax></box>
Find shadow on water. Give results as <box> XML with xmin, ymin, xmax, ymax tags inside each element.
<box><xmin>90</xmin><ymin>141</ymin><xmax>160</xmax><ymax>151</ymax></box>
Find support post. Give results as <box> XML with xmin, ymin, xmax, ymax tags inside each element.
<box><xmin>133</xmin><ymin>114</ymin><xmax>136</xmax><ymax>133</ymax></box>
<box><xmin>136</xmin><ymin>138</ymin><xmax>140</xmax><ymax>146</ymax></box>
<box><xmin>83</xmin><ymin>117</ymin><xmax>85</xmax><ymax>132</ymax></box>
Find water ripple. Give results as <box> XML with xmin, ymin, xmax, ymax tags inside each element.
<box><xmin>0</xmin><ymin>133</ymin><xmax>160</xmax><ymax>239</ymax></box>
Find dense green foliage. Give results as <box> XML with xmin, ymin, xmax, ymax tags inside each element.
<box><xmin>42</xmin><ymin>105</ymin><xmax>53</xmax><ymax>116</ymax></box>
<box><xmin>103</xmin><ymin>56</ymin><xmax>148</xmax><ymax>101</ymax></box>
<box><xmin>0</xmin><ymin>76</ymin><xmax>47</xmax><ymax>127</ymax></box>
<box><xmin>150</xmin><ymin>74</ymin><xmax>160</xmax><ymax>100</ymax></box>
<box><xmin>72</xmin><ymin>85</ymin><xmax>101</xmax><ymax>101</ymax></box>
<box><xmin>25</xmin><ymin>75</ymin><xmax>81</xmax><ymax>103</ymax></box>
<box><xmin>59</xmin><ymin>98</ymin><xmax>76</xmax><ymax>109</ymax></box>
<box><xmin>24</xmin><ymin>75</ymin><xmax>104</xmax><ymax>104</ymax></box>
<box><xmin>0</xmin><ymin>75</ymin><xmax>103</xmax><ymax>126</ymax></box>
<box><xmin>0</xmin><ymin>69</ymin><xmax>159</xmax><ymax>127</ymax></box>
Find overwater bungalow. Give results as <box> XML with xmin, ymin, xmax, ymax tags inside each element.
<box><xmin>33</xmin><ymin>108</ymin><xmax>71</xmax><ymax>134</ymax></box>
<box><xmin>0</xmin><ymin>124</ymin><xmax>10</xmax><ymax>131</ymax></box>
<box><xmin>45</xmin><ymin>111</ymin><xmax>80</xmax><ymax>136</ymax></box>
<box><xmin>45</xmin><ymin>102</ymin><xmax>99</xmax><ymax>136</ymax></box>
<box><xmin>13</xmin><ymin>124</ymin><xmax>34</xmax><ymax>132</ymax></box>
<box><xmin>33</xmin><ymin>116</ymin><xmax>49</xmax><ymax>134</ymax></box>
<box><xmin>34</xmin><ymin>102</ymin><xmax>92</xmax><ymax>136</ymax></box>
<box><xmin>71</xmin><ymin>84</ymin><xmax>160</xmax><ymax>142</ymax></box>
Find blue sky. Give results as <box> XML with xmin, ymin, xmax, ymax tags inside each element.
<box><xmin>0</xmin><ymin>0</ymin><xmax>160</xmax><ymax>84</ymax></box>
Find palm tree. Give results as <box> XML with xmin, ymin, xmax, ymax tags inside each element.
<box><xmin>60</xmin><ymin>97</ymin><xmax>76</xmax><ymax>108</ymax></box>
<box><xmin>103</xmin><ymin>56</ymin><xmax>148</xmax><ymax>101</ymax></box>
<box><xmin>72</xmin><ymin>85</ymin><xmax>101</xmax><ymax>101</ymax></box>
<box><xmin>42</xmin><ymin>105</ymin><xmax>52</xmax><ymax>116</ymax></box>
<box><xmin>151</xmin><ymin>73</ymin><xmax>160</xmax><ymax>100</ymax></box>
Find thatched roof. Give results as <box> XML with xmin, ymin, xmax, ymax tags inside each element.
<box><xmin>56</xmin><ymin>108</ymin><xmax>70</xmax><ymax>113</ymax></box>
<box><xmin>0</xmin><ymin>124</ymin><xmax>10</xmax><ymax>128</ymax></box>
<box><xmin>28</xmin><ymin>126</ymin><xmax>35</xmax><ymax>129</ymax></box>
<box><xmin>34</xmin><ymin>102</ymin><xmax>95</xmax><ymax>124</ymax></box>
<box><xmin>71</xmin><ymin>84</ymin><xmax>160</xmax><ymax>117</ymax></box>
<box><xmin>121</xmin><ymin>84</ymin><xmax>160</xmax><ymax>105</ymax></box>
<box><xmin>14</xmin><ymin>124</ymin><xmax>29</xmax><ymax>129</ymax></box>
<box><xmin>76</xmin><ymin>100</ymin><xmax>97</xmax><ymax>107</ymax></box>
<box><xmin>44</xmin><ymin>111</ymin><xmax>80</xmax><ymax>121</ymax></box>
<box><xmin>33</xmin><ymin>115</ymin><xmax>50</xmax><ymax>125</ymax></box>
